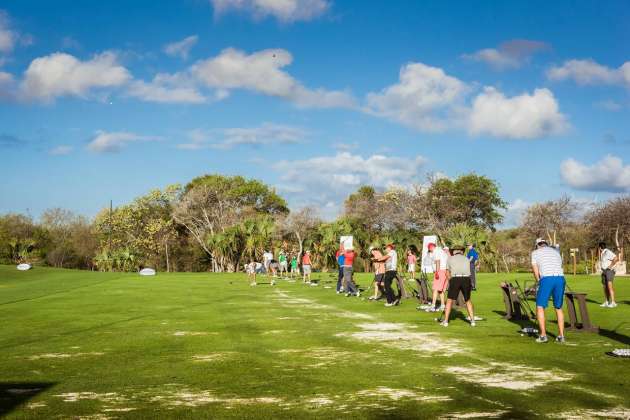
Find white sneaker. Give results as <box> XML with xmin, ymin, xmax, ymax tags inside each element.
<box><xmin>600</xmin><ymin>302</ymin><xmax>610</xmax><ymax>308</ymax></box>
<box><xmin>440</xmin><ymin>321</ymin><xmax>448</xmax><ymax>327</ymax></box>
<box><xmin>271</xmin><ymin>281</ymin><xmax>276</xmax><ymax>286</ymax></box>
<box><xmin>384</xmin><ymin>302</ymin><xmax>395</xmax><ymax>307</ymax></box>
<box><xmin>425</xmin><ymin>307</ymin><xmax>437</xmax><ymax>313</ymax></box>
<box><xmin>438</xmin><ymin>305</ymin><xmax>445</xmax><ymax>311</ymax></box>
<box><xmin>470</xmin><ymin>321</ymin><xmax>476</xmax><ymax>327</ymax></box>
<box><xmin>355</xmin><ymin>292</ymin><xmax>361</xmax><ymax>297</ymax></box>
<box><xmin>609</xmin><ymin>302</ymin><xmax>617</xmax><ymax>308</ymax></box>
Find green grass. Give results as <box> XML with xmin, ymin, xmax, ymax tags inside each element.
<box><xmin>1</xmin><ymin>266</ymin><xmax>629</xmax><ymax>419</ymax></box>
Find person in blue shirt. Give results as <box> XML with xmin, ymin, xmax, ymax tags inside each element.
<box><xmin>336</xmin><ymin>245</ymin><xmax>345</xmax><ymax>294</ymax></box>
<box><xmin>467</xmin><ymin>243</ymin><xmax>479</xmax><ymax>291</ymax></box>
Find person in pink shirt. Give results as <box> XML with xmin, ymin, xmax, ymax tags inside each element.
<box><xmin>407</xmin><ymin>249</ymin><xmax>417</xmax><ymax>281</ymax></box>
<box><xmin>302</xmin><ymin>250</ymin><xmax>312</xmax><ymax>284</ymax></box>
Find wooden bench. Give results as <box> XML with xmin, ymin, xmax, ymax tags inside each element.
<box><xmin>500</xmin><ymin>283</ymin><xmax>530</xmax><ymax>320</ymax></box>
<box><xmin>564</xmin><ymin>292</ymin><xmax>599</xmax><ymax>332</ymax></box>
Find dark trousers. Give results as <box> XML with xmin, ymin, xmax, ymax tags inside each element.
<box><xmin>383</xmin><ymin>270</ymin><xmax>397</xmax><ymax>303</ymax></box>
<box><xmin>337</xmin><ymin>266</ymin><xmax>344</xmax><ymax>291</ymax></box>
<box><xmin>470</xmin><ymin>261</ymin><xmax>477</xmax><ymax>290</ymax></box>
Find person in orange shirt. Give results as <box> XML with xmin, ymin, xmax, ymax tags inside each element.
<box><xmin>302</xmin><ymin>250</ymin><xmax>312</xmax><ymax>284</ymax></box>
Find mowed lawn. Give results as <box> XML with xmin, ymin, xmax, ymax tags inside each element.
<box><xmin>1</xmin><ymin>266</ymin><xmax>629</xmax><ymax>419</ymax></box>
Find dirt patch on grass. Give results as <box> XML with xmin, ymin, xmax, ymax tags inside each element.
<box><xmin>337</xmin><ymin>322</ymin><xmax>465</xmax><ymax>356</ymax></box>
<box><xmin>28</xmin><ymin>352</ymin><xmax>104</xmax><ymax>360</ymax></box>
<box><xmin>151</xmin><ymin>389</ymin><xmax>283</xmax><ymax>408</ymax></box>
<box><xmin>552</xmin><ymin>407</ymin><xmax>630</xmax><ymax>419</ymax></box>
<box><xmin>173</xmin><ymin>331</ymin><xmax>213</xmax><ymax>337</ymax></box>
<box><xmin>26</xmin><ymin>402</ymin><xmax>47</xmax><ymax>409</ymax></box>
<box><xmin>438</xmin><ymin>411</ymin><xmax>508</xmax><ymax>419</ymax></box>
<box><xmin>355</xmin><ymin>386</ymin><xmax>451</xmax><ymax>402</ymax></box>
<box><xmin>446</xmin><ymin>362</ymin><xmax>573</xmax><ymax>390</ymax></box>
<box><xmin>54</xmin><ymin>392</ymin><xmax>126</xmax><ymax>404</ymax></box>
<box><xmin>192</xmin><ymin>353</ymin><xmax>235</xmax><ymax>362</ymax></box>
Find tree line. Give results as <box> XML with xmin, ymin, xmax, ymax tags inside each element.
<box><xmin>0</xmin><ymin>173</ymin><xmax>627</xmax><ymax>273</ymax></box>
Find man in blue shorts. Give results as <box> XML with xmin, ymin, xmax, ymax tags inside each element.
<box><xmin>531</xmin><ymin>238</ymin><xmax>566</xmax><ymax>343</ymax></box>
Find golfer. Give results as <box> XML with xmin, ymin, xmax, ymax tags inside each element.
<box><xmin>467</xmin><ymin>243</ymin><xmax>479</xmax><ymax>291</ymax></box>
<box><xmin>598</xmin><ymin>242</ymin><xmax>619</xmax><ymax>308</ymax></box>
<box><xmin>373</xmin><ymin>243</ymin><xmax>399</xmax><ymax>307</ymax></box>
<box><xmin>302</xmin><ymin>250</ymin><xmax>312</xmax><ymax>284</ymax></box>
<box><xmin>336</xmin><ymin>244</ymin><xmax>345</xmax><ymax>294</ymax></box>
<box><xmin>407</xmin><ymin>249</ymin><xmax>417</xmax><ymax>281</ymax></box>
<box><xmin>426</xmin><ymin>243</ymin><xmax>448</xmax><ymax>312</ymax></box>
<box><xmin>368</xmin><ymin>246</ymin><xmax>385</xmax><ymax>301</ymax></box>
<box><xmin>531</xmin><ymin>238</ymin><xmax>566</xmax><ymax>343</ymax></box>
<box><xmin>290</xmin><ymin>254</ymin><xmax>298</xmax><ymax>278</ymax></box>
<box><xmin>278</xmin><ymin>250</ymin><xmax>288</xmax><ymax>278</ymax></box>
<box><xmin>342</xmin><ymin>247</ymin><xmax>360</xmax><ymax>297</ymax></box>
<box><xmin>440</xmin><ymin>245</ymin><xmax>476</xmax><ymax>327</ymax></box>
<box><xmin>263</xmin><ymin>249</ymin><xmax>273</xmax><ymax>277</ymax></box>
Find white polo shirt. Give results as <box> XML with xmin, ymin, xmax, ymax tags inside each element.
<box><xmin>531</xmin><ymin>246</ymin><xmax>564</xmax><ymax>277</ymax></box>
<box><xmin>600</xmin><ymin>248</ymin><xmax>616</xmax><ymax>270</ymax></box>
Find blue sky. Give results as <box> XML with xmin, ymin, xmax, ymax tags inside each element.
<box><xmin>1</xmin><ymin>0</ymin><xmax>629</xmax><ymax>225</ymax></box>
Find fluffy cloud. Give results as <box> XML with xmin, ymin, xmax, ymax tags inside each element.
<box><xmin>365</xmin><ymin>62</ymin><xmax>468</xmax><ymax>131</ymax></box>
<box><xmin>178</xmin><ymin>123</ymin><xmax>306</xmax><ymax>150</ymax></box>
<box><xmin>463</xmin><ymin>39</ymin><xmax>549</xmax><ymax>71</ymax></box>
<box><xmin>273</xmin><ymin>152</ymin><xmax>427</xmax><ymax>209</ymax></box>
<box><xmin>561</xmin><ymin>155</ymin><xmax>630</xmax><ymax>192</ymax></box>
<box><xmin>163</xmin><ymin>35</ymin><xmax>198</xmax><ymax>59</ymax></box>
<box><xmin>49</xmin><ymin>145</ymin><xmax>73</xmax><ymax>155</ymax></box>
<box><xmin>210</xmin><ymin>0</ymin><xmax>330</xmax><ymax>22</ymax></box>
<box><xmin>468</xmin><ymin>87</ymin><xmax>568</xmax><ymax>139</ymax></box>
<box><xmin>0</xmin><ymin>10</ymin><xmax>17</xmax><ymax>53</ymax></box>
<box><xmin>21</xmin><ymin>52</ymin><xmax>131</xmax><ymax>101</ymax></box>
<box><xmin>127</xmin><ymin>73</ymin><xmax>207</xmax><ymax>104</ymax></box>
<box><xmin>87</xmin><ymin>131</ymin><xmax>161</xmax><ymax>153</ymax></box>
<box><xmin>499</xmin><ymin>198</ymin><xmax>530</xmax><ymax>228</ymax></box>
<box><xmin>547</xmin><ymin>59</ymin><xmax>630</xmax><ymax>87</ymax></box>
<box><xmin>191</xmin><ymin>47</ymin><xmax>355</xmax><ymax>108</ymax></box>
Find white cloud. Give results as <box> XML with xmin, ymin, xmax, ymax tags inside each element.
<box><xmin>0</xmin><ymin>10</ymin><xmax>17</xmax><ymax>53</ymax></box>
<box><xmin>49</xmin><ymin>145</ymin><xmax>73</xmax><ymax>155</ymax></box>
<box><xmin>462</xmin><ymin>39</ymin><xmax>549</xmax><ymax>71</ymax></box>
<box><xmin>273</xmin><ymin>152</ymin><xmax>427</xmax><ymax>211</ymax></box>
<box><xmin>164</xmin><ymin>35</ymin><xmax>198</xmax><ymax>59</ymax></box>
<box><xmin>468</xmin><ymin>87</ymin><xmax>568</xmax><ymax>139</ymax></box>
<box><xmin>547</xmin><ymin>59</ymin><xmax>630</xmax><ymax>88</ymax></box>
<box><xmin>127</xmin><ymin>73</ymin><xmax>207</xmax><ymax>104</ymax></box>
<box><xmin>365</xmin><ymin>62</ymin><xmax>468</xmax><ymax>131</ymax></box>
<box><xmin>561</xmin><ymin>155</ymin><xmax>630</xmax><ymax>192</ymax></box>
<box><xmin>87</xmin><ymin>130</ymin><xmax>161</xmax><ymax>153</ymax></box>
<box><xmin>191</xmin><ymin>47</ymin><xmax>355</xmax><ymax>108</ymax></box>
<box><xmin>61</xmin><ymin>36</ymin><xmax>81</xmax><ymax>50</ymax></box>
<box><xmin>178</xmin><ymin>123</ymin><xmax>306</xmax><ymax>150</ymax></box>
<box><xmin>500</xmin><ymin>198</ymin><xmax>530</xmax><ymax>228</ymax></box>
<box><xmin>21</xmin><ymin>52</ymin><xmax>131</xmax><ymax>101</ymax></box>
<box><xmin>0</xmin><ymin>70</ymin><xmax>14</xmax><ymax>98</ymax></box>
<box><xmin>595</xmin><ymin>99</ymin><xmax>623</xmax><ymax>111</ymax></box>
<box><xmin>210</xmin><ymin>0</ymin><xmax>330</xmax><ymax>22</ymax></box>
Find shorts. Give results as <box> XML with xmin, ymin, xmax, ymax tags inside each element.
<box><xmin>433</xmin><ymin>270</ymin><xmax>447</xmax><ymax>292</ymax></box>
<box><xmin>374</xmin><ymin>273</ymin><xmax>384</xmax><ymax>283</ymax></box>
<box><xmin>447</xmin><ymin>276</ymin><xmax>472</xmax><ymax>301</ymax></box>
<box><xmin>280</xmin><ymin>261</ymin><xmax>288</xmax><ymax>269</ymax></box>
<box><xmin>302</xmin><ymin>265</ymin><xmax>311</xmax><ymax>274</ymax></box>
<box><xmin>536</xmin><ymin>276</ymin><xmax>566</xmax><ymax>309</ymax></box>
<box><xmin>408</xmin><ymin>264</ymin><xmax>416</xmax><ymax>273</ymax></box>
<box><xmin>601</xmin><ymin>269</ymin><xmax>615</xmax><ymax>284</ymax></box>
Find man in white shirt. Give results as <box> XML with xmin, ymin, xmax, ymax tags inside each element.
<box><xmin>599</xmin><ymin>242</ymin><xmax>619</xmax><ymax>308</ymax></box>
<box><xmin>425</xmin><ymin>243</ymin><xmax>448</xmax><ymax>312</ymax></box>
<box><xmin>372</xmin><ymin>243</ymin><xmax>399</xmax><ymax>307</ymax></box>
<box><xmin>531</xmin><ymin>238</ymin><xmax>566</xmax><ymax>343</ymax></box>
<box><xmin>263</xmin><ymin>250</ymin><xmax>273</xmax><ymax>277</ymax></box>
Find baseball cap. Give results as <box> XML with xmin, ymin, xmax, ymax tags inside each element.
<box><xmin>535</xmin><ymin>238</ymin><xmax>548</xmax><ymax>245</ymax></box>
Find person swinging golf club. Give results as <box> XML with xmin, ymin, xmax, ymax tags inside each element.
<box><xmin>439</xmin><ymin>244</ymin><xmax>476</xmax><ymax>327</ymax></box>
<box><xmin>426</xmin><ymin>243</ymin><xmax>448</xmax><ymax>312</ymax></box>
<box><xmin>372</xmin><ymin>243</ymin><xmax>399</xmax><ymax>307</ymax></box>
<box><xmin>531</xmin><ymin>237</ymin><xmax>566</xmax><ymax>343</ymax></box>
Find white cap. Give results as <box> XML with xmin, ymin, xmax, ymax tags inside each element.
<box><xmin>535</xmin><ymin>237</ymin><xmax>548</xmax><ymax>245</ymax></box>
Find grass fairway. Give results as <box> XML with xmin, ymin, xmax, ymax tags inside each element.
<box><xmin>1</xmin><ymin>266</ymin><xmax>629</xmax><ymax>419</ymax></box>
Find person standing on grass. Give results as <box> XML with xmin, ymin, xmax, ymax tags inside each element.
<box><xmin>598</xmin><ymin>242</ymin><xmax>619</xmax><ymax>308</ymax></box>
<box><xmin>426</xmin><ymin>243</ymin><xmax>448</xmax><ymax>312</ymax></box>
<box><xmin>278</xmin><ymin>250</ymin><xmax>288</xmax><ymax>278</ymax></box>
<box><xmin>342</xmin><ymin>247</ymin><xmax>360</xmax><ymax>297</ymax></box>
<box><xmin>263</xmin><ymin>249</ymin><xmax>273</xmax><ymax>277</ymax></box>
<box><xmin>372</xmin><ymin>243</ymin><xmax>399</xmax><ymax>307</ymax></box>
<box><xmin>302</xmin><ymin>250</ymin><xmax>312</xmax><ymax>284</ymax></box>
<box><xmin>407</xmin><ymin>249</ymin><xmax>417</xmax><ymax>281</ymax></box>
<box><xmin>368</xmin><ymin>246</ymin><xmax>386</xmax><ymax>301</ymax></box>
<box><xmin>246</xmin><ymin>260</ymin><xmax>257</xmax><ymax>286</ymax></box>
<box><xmin>336</xmin><ymin>244</ymin><xmax>346</xmax><ymax>294</ymax></box>
<box><xmin>467</xmin><ymin>243</ymin><xmax>479</xmax><ymax>291</ymax></box>
<box><xmin>290</xmin><ymin>254</ymin><xmax>299</xmax><ymax>278</ymax></box>
<box><xmin>531</xmin><ymin>237</ymin><xmax>566</xmax><ymax>344</ymax></box>
<box><xmin>440</xmin><ymin>245</ymin><xmax>476</xmax><ymax>327</ymax></box>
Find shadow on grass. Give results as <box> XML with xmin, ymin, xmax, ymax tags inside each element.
<box><xmin>599</xmin><ymin>323</ymin><xmax>630</xmax><ymax>346</ymax></box>
<box><xmin>0</xmin><ymin>382</ymin><xmax>55</xmax><ymax>416</ymax></box>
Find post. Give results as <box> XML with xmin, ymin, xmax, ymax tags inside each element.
<box><xmin>573</xmin><ymin>253</ymin><xmax>577</xmax><ymax>276</ymax></box>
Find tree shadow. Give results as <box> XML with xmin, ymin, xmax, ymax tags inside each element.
<box><xmin>0</xmin><ymin>382</ymin><xmax>55</xmax><ymax>416</ymax></box>
<box><xmin>617</xmin><ymin>300</ymin><xmax>630</xmax><ymax>306</ymax></box>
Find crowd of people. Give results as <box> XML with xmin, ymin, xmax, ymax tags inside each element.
<box><xmin>245</xmin><ymin>239</ymin><xmax>622</xmax><ymax>343</ymax></box>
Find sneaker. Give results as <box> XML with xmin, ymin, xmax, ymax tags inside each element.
<box><xmin>470</xmin><ymin>321</ymin><xmax>476</xmax><ymax>327</ymax></box>
<box><xmin>425</xmin><ymin>307</ymin><xmax>437</xmax><ymax>313</ymax></box>
<box><xmin>440</xmin><ymin>321</ymin><xmax>449</xmax><ymax>327</ymax></box>
<box><xmin>384</xmin><ymin>302</ymin><xmax>395</xmax><ymax>307</ymax></box>
<box><xmin>336</xmin><ymin>291</ymin><xmax>341</xmax><ymax>294</ymax></box>
<box><xmin>536</xmin><ymin>336</ymin><xmax>549</xmax><ymax>343</ymax></box>
<box><xmin>355</xmin><ymin>292</ymin><xmax>361</xmax><ymax>297</ymax></box>
<box><xmin>609</xmin><ymin>302</ymin><xmax>618</xmax><ymax>308</ymax></box>
<box><xmin>438</xmin><ymin>305</ymin><xmax>445</xmax><ymax>311</ymax></box>
<box><xmin>345</xmin><ymin>293</ymin><xmax>351</xmax><ymax>297</ymax></box>
<box><xmin>368</xmin><ymin>296</ymin><xmax>376</xmax><ymax>301</ymax></box>
<box><xmin>600</xmin><ymin>301</ymin><xmax>610</xmax><ymax>308</ymax></box>
<box><xmin>250</xmin><ymin>282</ymin><xmax>257</xmax><ymax>286</ymax></box>
<box><xmin>555</xmin><ymin>335</ymin><xmax>566</xmax><ymax>343</ymax></box>
<box><xmin>271</xmin><ymin>281</ymin><xmax>276</xmax><ymax>286</ymax></box>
